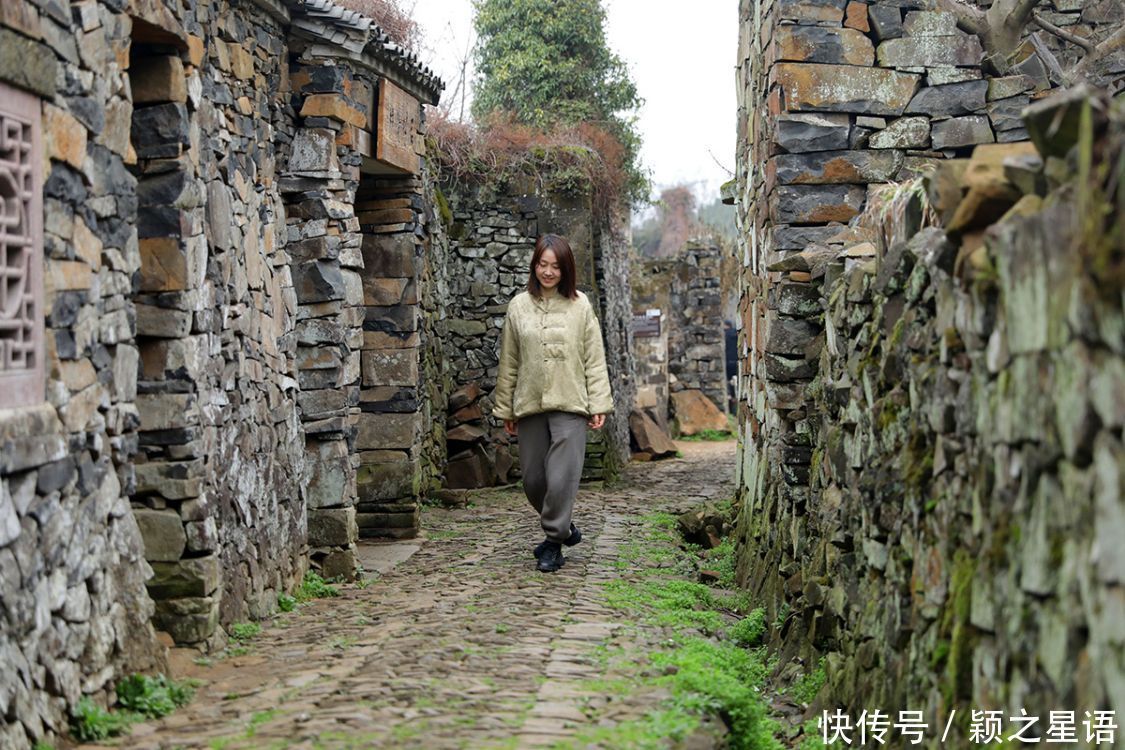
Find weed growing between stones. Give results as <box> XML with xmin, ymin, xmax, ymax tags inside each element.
<box><xmin>680</xmin><ymin>429</ymin><xmax>735</xmax><ymax>442</ymax></box>
<box><xmin>70</xmin><ymin>699</ymin><xmax>133</xmax><ymax>742</ymax></box>
<box><xmin>295</xmin><ymin>570</ymin><xmax>340</xmax><ymax>602</ymax></box>
<box><xmin>69</xmin><ymin>674</ymin><xmax>197</xmax><ymax>742</ymax></box>
<box><xmin>730</xmin><ymin>608</ymin><xmax>768</xmax><ymax>647</ymax></box>
<box><xmin>229</xmin><ymin>622</ymin><xmax>261</xmax><ymax>642</ymax></box>
<box><xmin>277</xmin><ymin>592</ymin><xmax>297</xmax><ymax>612</ymax></box>
<box><xmin>702</xmin><ymin>537</ymin><xmax>739</xmax><ymax>588</ymax></box>
<box><xmin>560</xmin><ymin>513</ymin><xmax>784</xmax><ymax>749</ymax></box>
<box><xmin>786</xmin><ymin>657</ymin><xmax>826</xmax><ymax>705</ymax></box>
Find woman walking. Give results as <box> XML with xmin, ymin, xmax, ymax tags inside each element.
<box><xmin>492</xmin><ymin>234</ymin><xmax>614</xmax><ymax>572</ymax></box>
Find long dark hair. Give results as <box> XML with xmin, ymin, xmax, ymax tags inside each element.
<box><xmin>527</xmin><ymin>234</ymin><xmax>578</xmax><ymax>300</ymax></box>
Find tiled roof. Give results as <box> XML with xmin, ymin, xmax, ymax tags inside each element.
<box><xmin>289</xmin><ymin>0</ymin><xmax>445</xmax><ymax>102</ymax></box>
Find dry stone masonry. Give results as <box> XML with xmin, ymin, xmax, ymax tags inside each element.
<box><xmin>435</xmin><ymin>179</ymin><xmax>637</xmax><ymax>487</ymax></box>
<box><xmin>631</xmin><ymin>243</ymin><xmax>730</xmax><ymax>435</ymax></box>
<box><xmin>733</xmin><ymin>0</ymin><xmax>1124</xmax><ymax>730</ymax></box>
<box><xmin>0</xmin><ymin>0</ymin><xmax>443</xmax><ymax>746</ymax></box>
<box><xmin>0</xmin><ymin>0</ymin><xmax>645</xmax><ymax>742</ymax></box>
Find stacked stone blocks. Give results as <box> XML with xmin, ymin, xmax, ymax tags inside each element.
<box><xmin>0</xmin><ymin>0</ymin><xmax>444</xmax><ymax>744</ymax></box>
<box><xmin>438</xmin><ymin>185</ymin><xmax>632</xmax><ymax>484</ymax></box>
<box><xmin>734</xmin><ymin>0</ymin><xmax>1124</xmax><ymax>730</ymax></box>
<box><xmin>631</xmin><ymin>244</ymin><xmax>730</xmax><ymax>427</ymax></box>
<box><xmin>355</xmin><ymin>175</ymin><xmax>432</xmax><ymax>539</ymax></box>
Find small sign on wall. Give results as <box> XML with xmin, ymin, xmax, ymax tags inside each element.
<box><xmin>376</xmin><ymin>78</ymin><xmax>420</xmax><ymax>174</ymax></box>
<box><xmin>633</xmin><ymin>310</ymin><xmax>662</xmax><ymax>338</ymax></box>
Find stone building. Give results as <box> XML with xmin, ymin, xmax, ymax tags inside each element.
<box><xmin>631</xmin><ymin>243</ymin><xmax>730</xmax><ymax>431</ymax></box>
<box><xmin>732</xmin><ymin>0</ymin><xmax>1123</xmax><ymax>729</ymax></box>
<box><xmin>0</xmin><ymin>0</ymin><xmax>448</xmax><ymax>744</ymax></box>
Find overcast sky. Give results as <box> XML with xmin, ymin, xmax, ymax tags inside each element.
<box><xmin>411</xmin><ymin>1</ymin><xmax>739</xmax><ymax>204</ymax></box>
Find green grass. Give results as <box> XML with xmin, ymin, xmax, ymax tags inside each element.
<box><xmin>295</xmin><ymin>570</ymin><xmax>339</xmax><ymax>602</ymax></box>
<box><xmin>604</xmin><ymin>578</ymin><xmax>725</xmax><ymax>634</ymax></box>
<box><xmin>70</xmin><ymin>674</ymin><xmax>196</xmax><ymax>741</ymax></box>
<box><xmin>798</xmin><ymin>718</ymin><xmax>830</xmax><ymax>750</ymax></box>
<box><xmin>329</xmin><ymin>635</ymin><xmax>358</xmax><ymax>650</ymax></box>
<box><xmin>246</xmin><ymin>709</ymin><xmax>279</xmax><ymax>737</ymax></box>
<box><xmin>566</xmin><ymin>512</ymin><xmax>782</xmax><ymax>750</ymax></box>
<box><xmin>116</xmin><ymin>674</ymin><xmax>196</xmax><ymax>717</ymax></box>
<box><xmin>703</xmin><ymin>538</ymin><xmax>738</xmax><ymax>588</ymax></box>
<box><xmin>277</xmin><ymin>592</ymin><xmax>296</xmax><ymax>612</ymax></box>
<box><xmin>788</xmin><ymin>656</ymin><xmax>827</xmax><ymax>705</ymax></box>
<box><xmin>229</xmin><ymin>622</ymin><xmax>261</xmax><ymax>642</ymax></box>
<box><xmin>680</xmin><ymin>429</ymin><xmax>734</xmax><ymax>442</ymax></box>
<box><xmin>70</xmin><ymin>698</ymin><xmax>134</xmax><ymax>742</ymax></box>
<box><xmin>729</xmin><ymin>608</ymin><xmax>767</xmax><ymax>647</ymax></box>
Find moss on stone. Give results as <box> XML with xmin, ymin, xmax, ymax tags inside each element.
<box><xmin>943</xmin><ymin>550</ymin><xmax>977</xmax><ymax>705</ymax></box>
<box><xmin>901</xmin><ymin>426</ymin><xmax>934</xmax><ymax>495</ymax></box>
<box><xmin>930</xmin><ymin>639</ymin><xmax>951</xmax><ymax>670</ymax></box>
<box><xmin>888</xmin><ymin>315</ymin><xmax>907</xmax><ymax>350</ymax></box>
<box><xmin>433</xmin><ymin>185</ymin><xmax>453</xmax><ymax>229</ymax></box>
<box><xmin>876</xmin><ymin>399</ymin><xmax>901</xmax><ymax>432</ymax></box>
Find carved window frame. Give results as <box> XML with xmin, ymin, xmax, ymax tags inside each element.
<box><xmin>0</xmin><ymin>82</ymin><xmax>45</xmax><ymax>409</ymax></box>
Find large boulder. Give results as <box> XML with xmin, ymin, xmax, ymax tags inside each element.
<box><xmin>670</xmin><ymin>390</ymin><xmax>730</xmax><ymax>437</ymax></box>
<box><xmin>629</xmin><ymin>410</ymin><xmax>678</xmax><ymax>459</ymax></box>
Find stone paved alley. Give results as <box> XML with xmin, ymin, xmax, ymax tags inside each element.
<box><xmin>100</xmin><ymin>441</ymin><xmax>738</xmax><ymax>749</ymax></box>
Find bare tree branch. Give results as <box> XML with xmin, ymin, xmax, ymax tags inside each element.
<box><xmin>935</xmin><ymin>0</ymin><xmax>987</xmax><ymax>36</ymax></box>
<box><xmin>982</xmin><ymin>0</ymin><xmax>1047</xmax><ymax>73</ymax></box>
<box><xmin>1032</xmin><ymin>12</ymin><xmax>1096</xmax><ymax>54</ymax></box>
<box><xmin>1028</xmin><ymin>32</ymin><xmax>1069</xmax><ymax>85</ymax></box>
<box><xmin>1070</xmin><ymin>24</ymin><xmax>1125</xmax><ymax>81</ymax></box>
<box><xmin>1005</xmin><ymin>0</ymin><xmax>1047</xmax><ymax>30</ymax></box>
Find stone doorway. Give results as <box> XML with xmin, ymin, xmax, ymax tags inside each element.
<box><xmin>354</xmin><ymin>170</ymin><xmax>425</xmax><ymax>540</ymax></box>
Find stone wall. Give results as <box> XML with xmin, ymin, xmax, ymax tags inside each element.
<box><xmin>632</xmin><ymin>244</ymin><xmax>729</xmax><ymax>424</ymax></box>
<box><xmin>0</xmin><ymin>0</ymin><xmax>442</xmax><ymax>744</ymax></box>
<box><xmin>438</xmin><ymin>181</ymin><xmax>635</xmax><ymax>485</ymax></box>
<box><xmin>732</xmin><ymin>0</ymin><xmax>1124</xmax><ymax>728</ymax></box>
<box><xmin>140</xmin><ymin>0</ymin><xmax>306</xmax><ymax>646</ymax></box>
<box><xmin>630</xmin><ymin>312</ymin><xmax>670</xmax><ymax>429</ymax></box>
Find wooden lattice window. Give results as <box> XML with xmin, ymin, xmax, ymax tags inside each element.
<box><xmin>0</xmin><ymin>83</ymin><xmax>44</xmax><ymax>409</ymax></box>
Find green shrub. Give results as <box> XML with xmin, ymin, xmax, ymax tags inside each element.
<box><xmin>295</xmin><ymin>570</ymin><xmax>339</xmax><ymax>602</ymax></box>
<box><xmin>71</xmin><ymin>674</ymin><xmax>195</xmax><ymax>741</ymax></box>
<box><xmin>71</xmin><ymin>698</ymin><xmax>134</xmax><ymax>742</ymax></box>
<box><xmin>229</xmin><ymin>622</ymin><xmax>261</xmax><ymax>642</ymax></box>
<box><xmin>116</xmin><ymin>674</ymin><xmax>195</xmax><ymax>718</ymax></box>
<box><xmin>789</xmin><ymin>657</ymin><xmax>827</xmax><ymax>705</ymax></box>
<box><xmin>277</xmin><ymin>592</ymin><xmax>296</xmax><ymax>612</ymax></box>
<box><xmin>729</xmin><ymin>608</ymin><xmax>767</xmax><ymax>647</ymax></box>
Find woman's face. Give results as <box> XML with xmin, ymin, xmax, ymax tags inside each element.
<box><xmin>535</xmin><ymin>249</ymin><xmax>561</xmax><ymax>291</ymax></box>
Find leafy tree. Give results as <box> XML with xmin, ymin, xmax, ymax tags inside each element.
<box><xmin>471</xmin><ymin>0</ymin><xmax>648</xmax><ymax>203</ymax></box>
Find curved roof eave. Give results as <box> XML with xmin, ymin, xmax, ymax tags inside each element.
<box><xmin>288</xmin><ymin>0</ymin><xmax>446</xmax><ymax>105</ymax></box>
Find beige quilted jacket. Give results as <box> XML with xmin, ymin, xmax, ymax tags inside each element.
<box><xmin>492</xmin><ymin>291</ymin><xmax>614</xmax><ymax>421</ymax></box>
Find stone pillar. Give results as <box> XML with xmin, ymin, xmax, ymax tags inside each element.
<box><xmin>282</xmin><ymin>65</ymin><xmax>369</xmax><ymax>579</ymax></box>
<box><xmin>355</xmin><ymin>175</ymin><xmax>427</xmax><ymax>539</ymax></box>
<box><xmin>129</xmin><ymin>42</ymin><xmax>223</xmax><ymax>645</ymax></box>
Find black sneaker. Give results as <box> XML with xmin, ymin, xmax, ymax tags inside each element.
<box><xmin>537</xmin><ymin>542</ymin><xmax>564</xmax><ymax>573</ymax></box>
<box><xmin>533</xmin><ymin>524</ymin><xmax>582</xmax><ymax>557</ymax></box>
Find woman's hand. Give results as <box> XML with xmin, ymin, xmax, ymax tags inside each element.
<box><xmin>504</xmin><ymin>419</ymin><xmax>519</xmax><ymax>436</ymax></box>
<box><xmin>588</xmin><ymin>414</ymin><xmax>606</xmax><ymax>430</ymax></box>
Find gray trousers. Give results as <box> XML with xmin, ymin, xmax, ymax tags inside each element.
<box><xmin>517</xmin><ymin>411</ymin><xmax>587</xmax><ymax>543</ymax></box>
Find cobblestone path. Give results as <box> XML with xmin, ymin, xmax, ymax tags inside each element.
<box><xmin>108</xmin><ymin>441</ymin><xmax>737</xmax><ymax>750</ymax></box>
